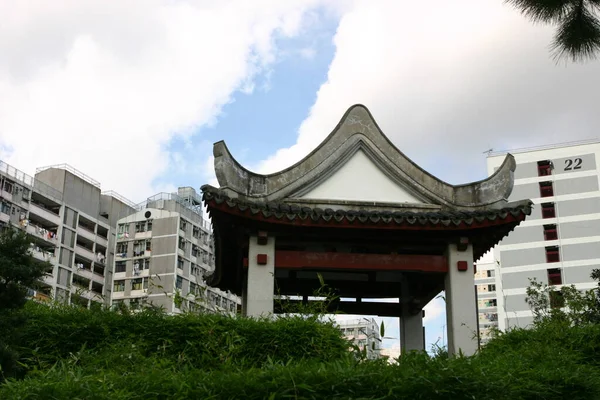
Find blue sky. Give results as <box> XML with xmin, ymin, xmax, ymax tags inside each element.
<box><xmin>154</xmin><ymin>14</ymin><xmax>339</xmax><ymax>190</ymax></box>
<box><xmin>3</xmin><ymin>0</ymin><xmax>600</xmax><ymax>351</ymax></box>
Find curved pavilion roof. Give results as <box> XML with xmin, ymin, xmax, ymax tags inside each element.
<box><xmin>202</xmin><ymin>105</ymin><xmax>532</xmax><ymax>292</ymax></box>
<box><xmin>207</xmin><ymin>104</ymin><xmax>529</xmax><ymax>212</ymax></box>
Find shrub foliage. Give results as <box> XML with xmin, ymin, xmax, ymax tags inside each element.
<box><xmin>4</xmin><ymin>270</ymin><xmax>600</xmax><ymax>398</ymax></box>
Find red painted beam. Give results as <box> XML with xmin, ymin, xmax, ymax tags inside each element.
<box><xmin>274</xmin><ymin>251</ymin><xmax>447</xmax><ymax>272</ymax></box>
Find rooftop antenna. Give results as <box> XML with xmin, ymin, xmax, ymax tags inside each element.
<box><xmin>483</xmin><ymin>148</ymin><xmax>494</xmax><ymax>155</ymax></box>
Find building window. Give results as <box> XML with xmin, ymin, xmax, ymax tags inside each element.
<box><xmin>3</xmin><ymin>180</ymin><xmax>13</xmax><ymax>193</ymax></box>
<box><xmin>131</xmin><ymin>278</ymin><xmax>143</xmax><ymax>290</ymax></box>
<box><xmin>118</xmin><ymin>224</ymin><xmax>129</xmax><ymax>234</ymax></box>
<box><xmin>539</xmin><ymin>181</ymin><xmax>554</xmax><ymax>198</ymax></box>
<box><xmin>537</xmin><ymin>160</ymin><xmax>552</xmax><ymax>176</ymax></box>
<box><xmin>178</xmin><ymin>237</ymin><xmax>186</xmax><ymax>251</ymax></box>
<box><xmin>177</xmin><ymin>257</ymin><xmax>184</xmax><ymax>270</ymax></box>
<box><xmin>191</xmin><ymin>264</ymin><xmax>201</xmax><ymax>276</ymax></box>
<box><xmin>114</xmin><ymin>280</ymin><xmax>125</xmax><ymax>292</ymax></box>
<box><xmin>115</xmin><ymin>261</ymin><xmax>126</xmax><ymax>273</ymax></box>
<box><xmin>545</xmin><ymin>246</ymin><xmax>560</xmax><ymax>263</ymax></box>
<box><xmin>116</xmin><ymin>243</ymin><xmax>128</xmax><ymax>254</ymax></box>
<box><xmin>193</xmin><ymin>226</ymin><xmax>200</xmax><ymax>239</ymax></box>
<box><xmin>135</xmin><ymin>222</ymin><xmax>146</xmax><ymax>233</ymax></box>
<box><xmin>550</xmin><ymin>291</ymin><xmax>565</xmax><ymax>308</ymax></box>
<box><xmin>541</xmin><ymin>203</ymin><xmax>556</xmax><ymax>219</ymax></box>
<box><xmin>133</xmin><ymin>241</ymin><xmax>144</xmax><ymax>257</ymax></box>
<box><xmin>544</xmin><ymin>224</ymin><xmax>558</xmax><ymax>241</ymax></box>
<box><xmin>548</xmin><ymin>268</ymin><xmax>562</xmax><ymax>285</ymax></box>
<box><xmin>176</xmin><ymin>275</ymin><xmax>183</xmax><ymax>290</ymax></box>
<box><xmin>488</xmin><ymin>284</ymin><xmax>496</xmax><ymax>292</ymax></box>
<box><xmin>147</xmin><ymin>220</ymin><xmax>153</xmax><ymax>231</ymax></box>
<box><xmin>486</xmin><ymin>299</ymin><xmax>497</xmax><ymax>307</ymax></box>
<box><xmin>146</xmin><ymin>240</ymin><xmax>151</xmax><ymax>252</ymax></box>
<box><xmin>486</xmin><ymin>270</ymin><xmax>494</xmax><ymax>278</ymax></box>
<box><xmin>180</xmin><ymin>219</ymin><xmax>187</xmax><ymax>232</ymax></box>
<box><xmin>142</xmin><ymin>258</ymin><xmax>150</xmax><ymax>270</ymax></box>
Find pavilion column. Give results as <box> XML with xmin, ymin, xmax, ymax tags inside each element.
<box><xmin>445</xmin><ymin>241</ymin><xmax>478</xmax><ymax>356</ymax></box>
<box><xmin>400</xmin><ymin>279</ymin><xmax>425</xmax><ymax>352</ymax></box>
<box><xmin>242</xmin><ymin>232</ymin><xmax>276</xmax><ymax>318</ymax></box>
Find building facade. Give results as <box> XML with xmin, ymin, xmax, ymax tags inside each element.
<box><xmin>110</xmin><ymin>187</ymin><xmax>240</xmax><ymax>314</ymax></box>
<box><xmin>0</xmin><ymin>160</ymin><xmax>240</xmax><ymax>314</ymax></box>
<box><xmin>337</xmin><ymin>318</ymin><xmax>381</xmax><ymax>360</ymax></box>
<box><xmin>479</xmin><ymin>139</ymin><xmax>600</xmax><ymax>337</ymax></box>
<box><xmin>0</xmin><ymin>161</ymin><xmax>136</xmax><ymax>307</ymax></box>
<box><xmin>474</xmin><ymin>251</ymin><xmax>498</xmax><ymax>344</ymax></box>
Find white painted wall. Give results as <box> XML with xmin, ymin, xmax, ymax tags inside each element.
<box><xmin>301</xmin><ymin>150</ymin><xmax>423</xmax><ymax>203</ymax></box>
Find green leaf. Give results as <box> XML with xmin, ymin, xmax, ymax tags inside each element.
<box><xmin>505</xmin><ymin>0</ymin><xmax>573</xmax><ymax>23</ymax></box>
<box><xmin>551</xmin><ymin>4</ymin><xmax>600</xmax><ymax>61</ymax></box>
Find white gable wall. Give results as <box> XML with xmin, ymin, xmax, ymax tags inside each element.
<box><xmin>300</xmin><ymin>150</ymin><xmax>423</xmax><ymax>203</ymax></box>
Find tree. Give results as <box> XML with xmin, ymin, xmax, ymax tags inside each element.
<box><xmin>506</xmin><ymin>0</ymin><xmax>600</xmax><ymax>62</ymax></box>
<box><xmin>0</xmin><ymin>226</ymin><xmax>50</xmax><ymax>380</ymax></box>
<box><xmin>526</xmin><ymin>269</ymin><xmax>600</xmax><ymax>326</ymax></box>
<box><xmin>0</xmin><ymin>226</ymin><xmax>49</xmax><ymax>311</ymax></box>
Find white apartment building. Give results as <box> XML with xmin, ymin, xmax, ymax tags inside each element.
<box><xmin>477</xmin><ymin>139</ymin><xmax>600</xmax><ymax>339</ymax></box>
<box><xmin>0</xmin><ymin>161</ymin><xmax>136</xmax><ymax>307</ymax></box>
<box><xmin>337</xmin><ymin>318</ymin><xmax>381</xmax><ymax>360</ymax></box>
<box><xmin>110</xmin><ymin>187</ymin><xmax>241</xmax><ymax>314</ymax></box>
<box><xmin>0</xmin><ymin>159</ymin><xmax>240</xmax><ymax>314</ymax></box>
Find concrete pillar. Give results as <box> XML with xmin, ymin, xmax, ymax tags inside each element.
<box><xmin>400</xmin><ymin>279</ymin><xmax>425</xmax><ymax>352</ymax></box>
<box><xmin>445</xmin><ymin>242</ymin><xmax>478</xmax><ymax>356</ymax></box>
<box><xmin>243</xmin><ymin>233</ymin><xmax>275</xmax><ymax>317</ymax></box>
<box><xmin>400</xmin><ymin>312</ymin><xmax>425</xmax><ymax>352</ymax></box>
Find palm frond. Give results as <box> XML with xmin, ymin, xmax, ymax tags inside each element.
<box><xmin>505</xmin><ymin>0</ymin><xmax>574</xmax><ymax>23</ymax></box>
<box><xmin>551</xmin><ymin>4</ymin><xmax>600</xmax><ymax>62</ymax></box>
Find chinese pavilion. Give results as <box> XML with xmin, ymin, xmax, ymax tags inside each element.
<box><xmin>202</xmin><ymin>105</ymin><xmax>531</xmax><ymax>355</ymax></box>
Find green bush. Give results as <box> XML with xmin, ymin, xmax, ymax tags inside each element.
<box><xmin>4</xmin><ymin>302</ymin><xmax>600</xmax><ymax>399</ymax></box>
<box><xmin>482</xmin><ymin>320</ymin><xmax>600</xmax><ymax>370</ymax></box>
<box><xmin>1</xmin><ymin>302</ymin><xmax>350</xmax><ymax>375</ymax></box>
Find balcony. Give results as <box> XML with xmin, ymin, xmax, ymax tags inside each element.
<box><xmin>26</xmin><ymin>224</ymin><xmax>59</xmax><ymax>244</ymax></box>
<box><xmin>1</xmin><ymin>189</ymin><xmax>12</xmax><ymax>202</ymax></box>
<box><xmin>74</xmin><ymin>267</ymin><xmax>94</xmax><ymax>281</ymax></box>
<box><xmin>479</xmin><ymin>313</ymin><xmax>499</xmax><ymax>325</ymax></box>
<box><xmin>76</xmin><ymin>226</ymin><xmax>97</xmax><ymax>243</ymax></box>
<box><xmin>41</xmin><ymin>273</ymin><xmax>55</xmax><ymax>286</ymax></box>
<box><xmin>75</xmin><ymin>244</ymin><xmax>96</xmax><ymax>262</ymax></box>
<box><xmin>135</xmin><ymin>231</ymin><xmax>152</xmax><ymax>240</ymax></box>
<box><xmin>30</xmin><ymin>247</ymin><xmax>57</xmax><ymax>264</ymax></box>
<box><xmin>116</xmin><ymin>232</ymin><xmax>131</xmax><ymax>241</ymax></box>
<box><xmin>29</xmin><ymin>203</ymin><xmax>61</xmax><ymax>225</ymax></box>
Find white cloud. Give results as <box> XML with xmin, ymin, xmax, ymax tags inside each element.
<box><xmin>256</xmin><ymin>0</ymin><xmax>600</xmax><ymax>184</ymax></box>
<box><xmin>0</xmin><ymin>0</ymin><xmax>327</xmax><ymax>201</ymax></box>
